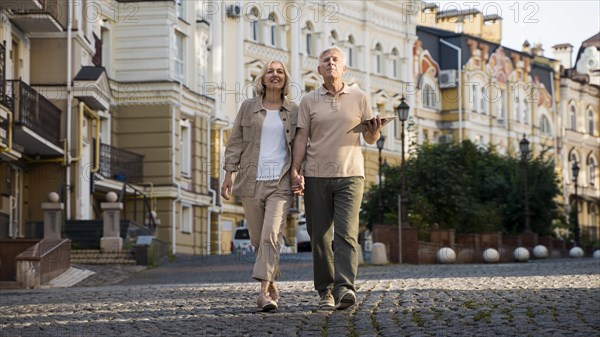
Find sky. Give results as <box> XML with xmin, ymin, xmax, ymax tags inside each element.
<box><xmin>433</xmin><ymin>1</ymin><xmax>600</xmax><ymax>67</ymax></box>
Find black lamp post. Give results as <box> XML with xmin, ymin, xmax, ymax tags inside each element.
<box><xmin>376</xmin><ymin>135</ymin><xmax>386</xmax><ymax>223</ymax></box>
<box><xmin>395</xmin><ymin>97</ymin><xmax>410</xmax><ymax>228</ymax></box>
<box><xmin>572</xmin><ymin>160</ymin><xmax>580</xmax><ymax>246</ymax></box>
<box><xmin>519</xmin><ymin>135</ymin><xmax>530</xmax><ymax>233</ymax></box>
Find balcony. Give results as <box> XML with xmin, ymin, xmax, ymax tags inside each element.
<box><xmin>97</xmin><ymin>143</ymin><xmax>144</xmax><ymax>184</ymax></box>
<box><xmin>4</xmin><ymin>80</ymin><xmax>63</xmax><ymax>156</ymax></box>
<box><xmin>5</xmin><ymin>0</ymin><xmax>66</xmax><ymax>33</ymax></box>
<box><xmin>0</xmin><ymin>0</ymin><xmax>44</xmax><ymax>11</ymax></box>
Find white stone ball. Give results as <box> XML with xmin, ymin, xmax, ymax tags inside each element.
<box><xmin>569</xmin><ymin>247</ymin><xmax>584</xmax><ymax>258</ymax></box>
<box><xmin>482</xmin><ymin>248</ymin><xmax>500</xmax><ymax>263</ymax></box>
<box><xmin>593</xmin><ymin>250</ymin><xmax>600</xmax><ymax>259</ymax></box>
<box><xmin>532</xmin><ymin>245</ymin><xmax>549</xmax><ymax>259</ymax></box>
<box><xmin>513</xmin><ymin>247</ymin><xmax>530</xmax><ymax>262</ymax></box>
<box><xmin>48</xmin><ymin>192</ymin><xmax>60</xmax><ymax>203</ymax></box>
<box><xmin>106</xmin><ymin>191</ymin><xmax>118</xmax><ymax>202</ymax></box>
<box><xmin>437</xmin><ymin>247</ymin><xmax>456</xmax><ymax>263</ymax></box>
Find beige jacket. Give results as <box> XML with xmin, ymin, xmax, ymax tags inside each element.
<box><xmin>223</xmin><ymin>96</ymin><xmax>298</xmax><ymax>197</ymax></box>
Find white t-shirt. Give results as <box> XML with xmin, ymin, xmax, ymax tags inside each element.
<box><xmin>257</xmin><ymin>109</ymin><xmax>286</xmax><ymax>181</ymax></box>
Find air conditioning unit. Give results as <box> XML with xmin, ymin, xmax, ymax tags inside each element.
<box><xmin>439</xmin><ymin>69</ymin><xmax>457</xmax><ymax>88</ymax></box>
<box><xmin>226</xmin><ymin>4</ymin><xmax>241</xmax><ymax>18</ymax></box>
<box><xmin>439</xmin><ymin>134</ymin><xmax>454</xmax><ymax>143</ymax></box>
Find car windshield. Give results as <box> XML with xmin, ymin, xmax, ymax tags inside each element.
<box><xmin>235</xmin><ymin>229</ymin><xmax>250</xmax><ymax>239</ymax></box>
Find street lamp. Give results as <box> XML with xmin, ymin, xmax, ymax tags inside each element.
<box><xmin>376</xmin><ymin>134</ymin><xmax>386</xmax><ymax>224</ymax></box>
<box><xmin>519</xmin><ymin>135</ymin><xmax>530</xmax><ymax>233</ymax></box>
<box><xmin>572</xmin><ymin>160</ymin><xmax>580</xmax><ymax>246</ymax></box>
<box><xmin>395</xmin><ymin>97</ymin><xmax>410</xmax><ymax>228</ymax></box>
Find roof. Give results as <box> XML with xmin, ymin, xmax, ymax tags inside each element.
<box><xmin>582</xmin><ymin>32</ymin><xmax>600</xmax><ymax>48</ymax></box>
<box><xmin>436</xmin><ymin>8</ymin><xmax>480</xmax><ymax>20</ymax></box>
<box><xmin>483</xmin><ymin>14</ymin><xmax>502</xmax><ymax>21</ymax></box>
<box><xmin>74</xmin><ymin>66</ymin><xmax>107</xmax><ymax>81</ymax></box>
<box><xmin>552</xmin><ymin>43</ymin><xmax>573</xmax><ymax>49</ymax></box>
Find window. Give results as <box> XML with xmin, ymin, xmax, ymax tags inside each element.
<box><xmin>540</xmin><ymin>115</ymin><xmax>552</xmax><ymax>135</ymax></box>
<box><xmin>330</xmin><ymin>30</ymin><xmax>338</xmax><ymax>46</ymax></box>
<box><xmin>181</xmin><ymin>204</ymin><xmax>192</xmax><ymax>233</ymax></box>
<box><xmin>306</xmin><ymin>33</ymin><xmax>313</xmax><ymax>56</ymax></box>
<box><xmin>422</xmin><ymin>84</ymin><xmax>437</xmax><ymax>109</ymax></box>
<box><xmin>499</xmin><ymin>89</ymin><xmax>506</xmax><ymax>122</ymax></box>
<box><xmin>570</xmin><ymin>104</ymin><xmax>577</xmax><ymax>130</ymax></box>
<box><xmin>249</xmin><ymin>8</ymin><xmax>259</xmax><ymax>42</ymax></box>
<box><xmin>347</xmin><ymin>35</ymin><xmax>355</xmax><ymax>67</ymax></box>
<box><xmin>470</xmin><ymin>83</ymin><xmax>479</xmax><ymax>112</ymax></box>
<box><xmin>180</xmin><ymin>119</ymin><xmax>191</xmax><ymax>176</ymax></box>
<box><xmin>391</xmin><ymin>48</ymin><xmax>399</xmax><ymax>78</ymax></box>
<box><xmin>588</xmin><ymin>109</ymin><xmax>595</xmax><ymax>135</ymax></box>
<box><xmin>174</xmin><ymin>32</ymin><xmax>184</xmax><ymax>80</ymax></box>
<box><xmin>480</xmin><ymin>86</ymin><xmax>487</xmax><ymax>114</ymax></box>
<box><xmin>248</xmin><ymin>75</ymin><xmax>257</xmax><ymax>98</ymax></box>
<box><xmin>589</xmin><ymin>156</ymin><xmax>597</xmax><ymax>186</ymax></box>
<box><xmin>515</xmin><ymin>90</ymin><xmax>521</xmax><ymax>122</ymax></box>
<box><xmin>268</xmin><ymin>13</ymin><xmax>277</xmax><ymax>47</ymax></box>
<box><xmin>374</xmin><ymin>43</ymin><xmax>383</xmax><ymax>74</ymax></box>
<box><xmin>523</xmin><ymin>94</ymin><xmax>529</xmax><ymax>124</ymax></box>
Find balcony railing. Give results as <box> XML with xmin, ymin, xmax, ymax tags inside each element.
<box><xmin>5</xmin><ymin>80</ymin><xmax>61</xmax><ymax>147</ymax></box>
<box><xmin>0</xmin><ymin>42</ymin><xmax>5</xmax><ymax>106</ymax></box>
<box><xmin>97</xmin><ymin>143</ymin><xmax>144</xmax><ymax>183</ymax></box>
<box><xmin>4</xmin><ymin>0</ymin><xmax>66</xmax><ymax>33</ymax></box>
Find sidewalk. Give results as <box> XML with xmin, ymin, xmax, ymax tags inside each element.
<box><xmin>1</xmin><ymin>256</ymin><xmax>598</xmax><ymax>336</ymax></box>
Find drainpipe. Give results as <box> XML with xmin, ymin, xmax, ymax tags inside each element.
<box><xmin>216</xmin><ymin>119</ymin><xmax>232</xmax><ymax>254</ymax></box>
<box><xmin>440</xmin><ymin>38</ymin><xmax>462</xmax><ymax>143</ymax></box>
<box><xmin>171</xmin><ymin>105</ymin><xmax>181</xmax><ymax>256</ymax></box>
<box><xmin>65</xmin><ymin>0</ymin><xmax>73</xmax><ymax>220</ymax></box>
<box><xmin>207</xmin><ymin>115</ymin><xmax>216</xmax><ymax>255</ymax></box>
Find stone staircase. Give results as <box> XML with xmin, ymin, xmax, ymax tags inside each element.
<box><xmin>71</xmin><ymin>249</ymin><xmax>137</xmax><ymax>265</ymax></box>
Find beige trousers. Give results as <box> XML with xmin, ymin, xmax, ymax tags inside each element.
<box><xmin>241</xmin><ymin>179</ymin><xmax>291</xmax><ymax>282</ymax></box>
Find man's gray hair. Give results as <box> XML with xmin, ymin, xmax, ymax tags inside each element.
<box><xmin>319</xmin><ymin>46</ymin><xmax>347</xmax><ymax>65</ymax></box>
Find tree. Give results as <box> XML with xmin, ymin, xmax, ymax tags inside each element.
<box><xmin>361</xmin><ymin>140</ymin><xmax>563</xmax><ymax>236</ymax></box>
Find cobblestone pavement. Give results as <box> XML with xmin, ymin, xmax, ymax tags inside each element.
<box><xmin>0</xmin><ymin>255</ymin><xmax>599</xmax><ymax>337</ymax></box>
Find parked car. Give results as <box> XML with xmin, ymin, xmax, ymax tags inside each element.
<box><xmin>296</xmin><ymin>216</ymin><xmax>311</xmax><ymax>252</ymax></box>
<box><xmin>231</xmin><ymin>227</ymin><xmax>253</xmax><ymax>255</ymax></box>
<box><xmin>231</xmin><ymin>227</ymin><xmax>294</xmax><ymax>254</ymax></box>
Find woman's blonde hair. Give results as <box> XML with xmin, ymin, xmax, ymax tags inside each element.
<box><xmin>254</xmin><ymin>60</ymin><xmax>291</xmax><ymax>98</ymax></box>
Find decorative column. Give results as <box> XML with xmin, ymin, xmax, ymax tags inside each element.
<box><xmin>100</xmin><ymin>192</ymin><xmax>123</xmax><ymax>252</ymax></box>
<box><xmin>42</xmin><ymin>192</ymin><xmax>63</xmax><ymax>239</ymax></box>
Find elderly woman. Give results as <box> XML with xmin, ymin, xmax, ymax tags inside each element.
<box><xmin>221</xmin><ymin>60</ymin><xmax>298</xmax><ymax>311</ymax></box>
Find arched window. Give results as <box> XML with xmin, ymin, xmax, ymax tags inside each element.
<box><xmin>391</xmin><ymin>47</ymin><xmax>399</xmax><ymax>78</ymax></box>
<box><xmin>588</xmin><ymin>155</ymin><xmax>597</xmax><ymax>186</ymax></box>
<box><xmin>304</xmin><ymin>22</ymin><xmax>314</xmax><ymax>56</ymax></box>
<box><xmin>374</xmin><ymin>43</ymin><xmax>383</xmax><ymax>74</ymax></box>
<box><xmin>268</xmin><ymin>13</ymin><xmax>277</xmax><ymax>47</ymax></box>
<box><xmin>480</xmin><ymin>86</ymin><xmax>488</xmax><ymax>114</ymax></box>
<box><xmin>588</xmin><ymin>108</ymin><xmax>595</xmax><ymax>135</ymax></box>
<box><xmin>249</xmin><ymin>7</ymin><xmax>260</xmax><ymax>42</ymax></box>
<box><xmin>347</xmin><ymin>35</ymin><xmax>355</xmax><ymax>67</ymax></box>
<box><xmin>422</xmin><ymin>84</ymin><xmax>437</xmax><ymax>109</ymax></box>
<box><xmin>570</xmin><ymin>104</ymin><xmax>577</xmax><ymax>130</ymax></box>
<box><xmin>330</xmin><ymin>30</ymin><xmax>338</xmax><ymax>46</ymax></box>
<box><xmin>540</xmin><ymin>115</ymin><xmax>552</xmax><ymax>135</ymax></box>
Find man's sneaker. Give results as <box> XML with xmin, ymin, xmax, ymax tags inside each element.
<box><xmin>335</xmin><ymin>289</ymin><xmax>356</xmax><ymax>310</ymax></box>
<box><xmin>257</xmin><ymin>291</ymin><xmax>277</xmax><ymax>312</ymax></box>
<box><xmin>318</xmin><ymin>292</ymin><xmax>335</xmax><ymax>309</ymax></box>
<box><xmin>268</xmin><ymin>283</ymin><xmax>279</xmax><ymax>303</ymax></box>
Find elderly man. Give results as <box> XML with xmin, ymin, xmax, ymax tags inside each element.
<box><xmin>291</xmin><ymin>46</ymin><xmax>383</xmax><ymax>310</ymax></box>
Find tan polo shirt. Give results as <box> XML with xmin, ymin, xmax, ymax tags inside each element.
<box><xmin>298</xmin><ymin>83</ymin><xmax>373</xmax><ymax>178</ymax></box>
